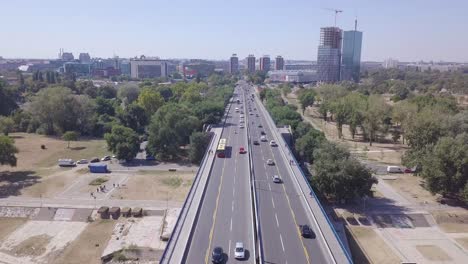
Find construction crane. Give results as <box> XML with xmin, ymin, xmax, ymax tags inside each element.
<box><xmin>323</xmin><ymin>8</ymin><xmax>343</xmax><ymax>27</ymax></box>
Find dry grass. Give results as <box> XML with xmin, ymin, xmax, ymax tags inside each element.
<box><xmin>416</xmin><ymin>245</ymin><xmax>452</xmax><ymax>261</ymax></box>
<box><xmin>383</xmin><ymin>174</ymin><xmax>439</xmax><ymax>205</ymax></box>
<box><xmin>50</xmin><ymin>219</ymin><xmax>117</xmax><ymax>264</ymax></box>
<box><xmin>0</xmin><ymin>218</ymin><xmax>28</xmax><ymax>240</ymax></box>
<box><xmin>110</xmin><ymin>171</ymin><xmax>194</xmax><ymax>201</ymax></box>
<box><xmin>347</xmin><ymin>226</ymin><xmax>401</xmax><ymax>264</ymax></box>
<box><xmin>432</xmin><ymin>211</ymin><xmax>468</xmax><ymax>233</ymax></box>
<box><xmin>11</xmin><ymin>234</ymin><xmax>51</xmax><ymax>257</ymax></box>
<box><xmin>454</xmin><ymin>237</ymin><xmax>468</xmax><ymax>250</ymax></box>
<box><xmin>0</xmin><ymin>132</ymin><xmax>108</xmax><ymax>171</ymax></box>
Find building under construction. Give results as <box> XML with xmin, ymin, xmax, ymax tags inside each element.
<box><xmin>317</xmin><ymin>27</ymin><xmax>342</xmax><ymax>83</ymax></box>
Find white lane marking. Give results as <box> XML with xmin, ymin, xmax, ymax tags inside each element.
<box><xmin>230</xmin><ymin>218</ymin><xmax>233</xmax><ymax>231</ymax></box>
<box><xmin>268</xmin><ymin>182</ymin><xmax>272</xmax><ymax>191</ymax></box>
<box><xmin>228</xmin><ymin>239</ymin><xmax>232</xmax><ymax>258</ymax></box>
<box><xmin>271</xmin><ymin>196</ymin><xmax>276</xmax><ymax>209</ymax></box>
<box><xmin>275</xmin><ymin>213</ymin><xmax>279</xmax><ymax>227</ymax></box>
<box><xmin>280</xmin><ymin>234</ymin><xmax>285</xmax><ymax>252</ymax></box>
<box><xmin>232</xmin><ymin>200</ymin><xmax>234</xmax><ymax>212</ymax></box>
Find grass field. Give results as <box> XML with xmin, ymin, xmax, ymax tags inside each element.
<box><xmin>110</xmin><ymin>170</ymin><xmax>194</xmax><ymax>201</ymax></box>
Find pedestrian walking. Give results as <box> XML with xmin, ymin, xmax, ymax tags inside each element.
<box><xmin>96</xmin><ymin>188</ymin><xmax>99</xmax><ymax>193</ymax></box>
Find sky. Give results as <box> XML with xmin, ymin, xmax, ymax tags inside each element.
<box><xmin>1</xmin><ymin>0</ymin><xmax>467</xmax><ymax>62</ymax></box>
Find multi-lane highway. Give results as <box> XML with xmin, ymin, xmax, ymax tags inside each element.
<box><xmin>185</xmin><ymin>85</ymin><xmax>254</xmax><ymax>263</ymax></box>
<box><xmin>243</xmin><ymin>83</ymin><xmax>330</xmax><ymax>263</ymax></box>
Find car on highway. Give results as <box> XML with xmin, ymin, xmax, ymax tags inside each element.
<box><xmin>240</xmin><ymin>114</ymin><xmax>244</xmax><ymax>118</ymax></box>
<box><xmin>260</xmin><ymin>135</ymin><xmax>267</xmax><ymax>142</ymax></box>
<box><xmin>101</xmin><ymin>156</ymin><xmax>111</xmax><ymax>161</ymax></box>
<box><xmin>235</xmin><ymin>107</ymin><xmax>239</xmax><ymax>112</ymax></box>
<box><xmin>253</xmin><ymin>140</ymin><xmax>259</xmax><ymax>145</ymax></box>
<box><xmin>212</xmin><ymin>247</ymin><xmax>224</xmax><ymax>263</ymax></box>
<box><xmin>256</xmin><ymin>114</ymin><xmax>259</xmax><ymax>117</ymax></box>
<box><xmin>234</xmin><ymin>242</ymin><xmax>245</xmax><ymax>259</ymax></box>
<box><xmin>300</xmin><ymin>224</ymin><xmax>313</xmax><ymax>238</ymax></box>
<box><xmin>258</xmin><ymin>124</ymin><xmax>262</xmax><ymax>128</ymax></box>
<box><xmin>266</xmin><ymin>159</ymin><xmax>275</xmax><ymax>165</ymax></box>
<box><xmin>269</xmin><ymin>140</ymin><xmax>277</xmax><ymax>147</ymax></box>
<box><xmin>239</xmin><ymin>147</ymin><xmax>246</xmax><ymax>154</ymax></box>
<box><xmin>260</xmin><ymin>131</ymin><xmax>266</xmax><ymax>135</ymax></box>
<box><xmin>239</xmin><ymin>124</ymin><xmax>244</xmax><ymax>128</ymax></box>
<box><xmin>272</xmin><ymin>175</ymin><xmax>281</xmax><ymax>183</ymax></box>
<box><xmin>240</xmin><ymin>119</ymin><xmax>244</xmax><ymax>123</ymax></box>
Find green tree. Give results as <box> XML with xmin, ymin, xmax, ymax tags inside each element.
<box><xmin>295</xmin><ymin>129</ymin><xmax>325</xmax><ymax>162</ymax></box>
<box><xmin>117</xmin><ymin>103</ymin><xmax>148</xmax><ymax>134</ymax></box>
<box><xmin>97</xmin><ymin>85</ymin><xmax>117</xmax><ymax>99</ymax></box>
<box><xmin>362</xmin><ymin>95</ymin><xmax>391</xmax><ymax>145</ymax></box>
<box><xmin>137</xmin><ymin>88</ymin><xmax>165</xmax><ymax>116</ymax></box>
<box><xmin>312</xmin><ymin>141</ymin><xmax>376</xmax><ymax>202</ymax></box>
<box><xmin>420</xmin><ymin>133</ymin><xmax>468</xmax><ymax>199</ymax></box>
<box><xmin>0</xmin><ymin>116</ymin><xmax>15</xmax><ymax>136</ymax></box>
<box><xmin>118</xmin><ymin>84</ymin><xmax>140</xmax><ymax>104</ymax></box>
<box><xmin>298</xmin><ymin>90</ymin><xmax>316</xmax><ymax>114</ymax></box>
<box><xmin>104</xmin><ymin>125</ymin><xmax>140</xmax><ymax>162</ymax></box>
<box><xmin>0</xmin><ymin>135</ymin><xmax>18</xmax><ymax>166</ymax></box>
<box><xmin>62</xmin><ymin>131</ymin><xmax>79</xmax><ymax>148</ymax></box>
<box><xmin>189</xmin><ymin>132</ymin><xmax>211</xmax><ymax>163</ymax></box>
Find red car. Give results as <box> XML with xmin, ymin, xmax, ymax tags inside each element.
<box><xmin>239</xmin><ymin>147</ymin><xmax>246</xmax><ymax>154</ymax></box>
<box><xmin>217</xmin><ymin>152</ymin><xmax>225</xmax><ymax>158</ymax></box>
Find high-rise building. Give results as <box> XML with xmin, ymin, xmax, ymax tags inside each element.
<box><xmin>130</xmin><ymin>59</ymin><xmax>168</xmax><ymax>79</ymax></box>
<box><xmin>275</xmin><ymin>56</ymin><xmax>284</xmax><ymax>70</ymax></box>
<box><xmin>79</xmin><ymin>53</ymin><xmax>91</xmax><ymax>63</ymax></box>
<box><xmin>246</xmin><ymin>55</ymin><xmax>256</xmax><ymax>73</ymax></box>
<box><xmin>229</xmin><ymin>54</ymin><xmax>239</xmax><ymax>74</ymax></box>
<box><xmin>341</xmin><ymin>21</ymin><xmax>362</xmax><ymax>82</ymax></box>
<box><xmin>317</xmin><ymin>27</ymin><xmax>342</xmax><ymax>83</ymax></box>
<box><xmin>259</xmin><ymin>55</ymin><xmax>271</xmax><ymax>72</ymax></box>
<box><xmin>61</xmin><ymin>52</ymin><xmax>75</xmax><ymax>62</ymax></box>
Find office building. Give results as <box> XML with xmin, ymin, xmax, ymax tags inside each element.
<box><xmin>230</xmin><ymin>54</ymin><xmax>239</xmax><ymax>74</ymax></box>
<box><xmin>63</xmin><ymin>62</ymin><xmax>91</xmax><ymax>77</ymax></box>
<box><xmin>246</xmin><ymin>55</ymin><xmax>256</xmax><ymax>73</ymax></box>
<box><xmin>182</xmin><ymin>60</ymin><xmax>215</xmax><ymax>78</ymax></box>
<box><xmin>268</xmin><ymin>70</ymin><xmax>317</xmax><ymax>83</ymax></box>
<box><xmin>341</xmin><ymin>22</ymin><xmax>363</xmax><ymax>82</ymax></box>
<box><xmin>317</xmin><ymin>27</ymin><xmax>342</xmax><ymax>83</ymax></box>
<box><xmin>259</xmin><ymin>55</ymin><xmax>271</xmax><ymax>72</ymax></box>
<box><xmin>61</xmin><ymin>52</ymin><xmax>74</xmax><ymax>62</ymax></box>
<box><xmin>383</xmin><ymin>58</ymin><xmax>399</xmax><ymax>69</ymax></box>
<box><xmin>79</xmin><ymin>53</ymin><xmax>91</xmax><ymax>63</ymax></box>
<box><xmin>130</xmin><ymin>59</ymin><xmax>168</xmax><ymax>79</ymax></box>
<box><xmin>275</xmin><ymin>56</ymin><xmax>284</xmax><ymax>70</ymax></box>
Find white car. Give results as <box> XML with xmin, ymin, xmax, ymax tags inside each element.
<box><xmin>234</xmin><ymin>242</ymin><xmax>245</xmax><ymax>259</ymax></box>
<box><xmin>77</xmin><ymin>159</ymin><xmax>88</xmax><ymax>164</ymax></box>
<box><xmin>266</xmin><ymin>159</ymin><xmax>275</xmax><ymax>165</ymax></box>
<box><xmin>260</xmin><ymin>135</ymin><xmax>267</xmax><ymax>142</ymax></box>
<box><xmin>269</xmin><ymin>140</ymin><xmax>277</xmax><ymax>147</ymax></box>
<box><xmin>273</xmin><ymin>175</ymin><xmax>281</xmax><ymax>183</ymax></box>
<box><xmin>240</xmin><ymin>119</ymin><xmax>244</xmax><ymax>123</ymax></box>
<box><xmin>240</xmin><ymin>114</ymin><xmax>244</xmax><ymax>118</ymax></box>
<box><xmin>239</xmin><ymin>124</ymin><xmax>244</xmax><ymax>128</ymax></box>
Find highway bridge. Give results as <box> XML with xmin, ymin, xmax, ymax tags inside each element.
<box><xmin>161</xmin><ymin>81</ymin><xmax>352</xmax><ymax>264</ymax></box>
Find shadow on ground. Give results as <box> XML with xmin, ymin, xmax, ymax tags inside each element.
<box><xmin>0</xmin><ymin>170</ymin><xmax>40</xmax><ymax>198</ymax></box>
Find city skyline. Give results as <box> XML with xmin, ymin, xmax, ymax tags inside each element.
<box><xmin>1</xmin><ymin>0</ymin><xmax>468</xmax><ymax>62</ymax></box>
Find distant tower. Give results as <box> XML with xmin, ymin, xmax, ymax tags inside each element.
<box><xmin>341</xmin><ymin>19</ymin><xmax>363</xmax><ymax>82</ymax></box>
<box><xmin>275</xmin><ymin>56</ymin><xmax>284</xmax><ymax>70</ymax></box>
<box><xmin>229</xmin><ymin>54</ymin><xmax>239</xmax><ymax>74</ymax></box>
<box><xmin>246</xmin><ymin>55</ymin><xmax>256</xmax><ymax>73</ymax></box>
<box><xmin>259</xmin><ymin>55</ymin><xmax>271</xmax><ymax>72</ymax></box>
<box><xmin>317</xmin><ymin>27</ymin><xmax>342</xmax><ymax>83</ymax></box>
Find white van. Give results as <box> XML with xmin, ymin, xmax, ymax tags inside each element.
<box><xmin>387</xmin><ymin>166</ymin><xmax>402</xmax><ymax>173</ymax></box>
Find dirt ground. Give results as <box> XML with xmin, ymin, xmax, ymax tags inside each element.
<box><xmin>416</xmin><ymin>245</ymin><xmax>452</xmax><ymax>261</ymax></box>
<box><xmin>110</xmin><ymin>171</ymin><xmax>194</xmax><ymax>202</ymax></box>
<box><xmin>50</xmin><ymin>219</ymin><xmax>117</xmax><ymax>264</ymax></box>
<box><xmin>383</xmin><ymin>174</ymin><xmax>440</xmax><ymax>205</ymax></box>
<box><xmin>0</xmin><ymin>218</ymin><xmax>28</xmax><ymax>240</ymax></box>
<box><xmin>12</xmin><ymin>234</ymin><xmax>51</xmax><ymax>257</ymax></box>
<box><xmin>284</xmin><ymin>94</ymin><xmax>407</xmax><ymax>165</ymax></box>
<box><xmin>347</xmin><ymin>226</ymin><xmax>401</xmax><ymax>264</ymax></box>
<box><xmin>0</xmin><ymin>133</ymin><xmax>107</xmax><ymax>198</ymax></box>
<box><xmin>454</xmin><ymin>237</ymin><xmax>468</xmax><ymax>250</ymax></box>
<box><xmin>0</xmin><ymin>132</ymin><xmax>108</xmax><ymax>171</ymax></box>
<box><xmin>431</xmin><ymin>211</ymin><xmax>468</xmax><ymax>233</ymax></box>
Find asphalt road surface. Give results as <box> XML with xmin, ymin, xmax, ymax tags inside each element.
<box><xmin>185</xmin><ymin>85</ymin><xmax>254</xmax><ymax>263</ymax></box>
<box><xmin>243</xmin><ymin>83</ymin><xmax>329</xmax><ymax>264</ymax></box>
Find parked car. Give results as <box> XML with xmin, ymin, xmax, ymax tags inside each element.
<box><xmin>77</xmin><ymin>159</ymin><xmax>88</xmax><ymax>164</ymax></box>
<box><xmin>212</xmin><ymin>247</ymin><xmax>224</xmax><ymax>263</ymax></box>
<box><xmin>387</xmin><ymin>166</ymin><xmax>402</xmax><ymax>173</ymax></box>
<box><xmin>234</xmin><ymin>242</ymin><xmax>245</xmax><ymax>259</ymax></box>
<box><xmin>300</xmin><ymin>224</ymin><xmax>313</xmax><ymax>238</ymax></box>
<box><xmin>146</xmin><ymin>154</ymin><xmax>156</xmax><ymax>161</ymax></box>
<box><xmin>272</xmin><ymin>175</ymin><xmax>281</xmax><ymax>183</ymax></box>
<box><xmin>266</xmin><ymin>159</ymin><xmax>275</xmax><ymax>165</ymax></box>
<box><xmin>101</xmin><ymin>156</ymin><xmax>111</xmax><ymax>161</ymax></box>
<box><xmin>90</xmin><ymin>157</ymin><xmax>100</xmax><ymax>163</ymax></box>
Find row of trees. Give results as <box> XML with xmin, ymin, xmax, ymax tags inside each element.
<box><xmin>261</xmin><ymin>88</ymin><xmax>376</xmax><ymax>203</ymax></box>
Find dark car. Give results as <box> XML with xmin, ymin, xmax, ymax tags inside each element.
<box><xmin>253</xmin><ymin>140</ymin><xmax>259</xmax><ymax>145</ymax></box>
<box><xmin>260</xmin><ymin>131</ymin><xmax>266</xmax><ymax>135</ymax></box>
<box><xmin>300</xmin><ymin>224</ymin><xmax>313</xmax><ymax>238</ymax></box>
<box><xmin>146</xmin><ymin>154</ymin><xmax>156</xmax><ymax>161</ymax></box>
<box><xmin>258</xmin><ymin>124</ymin><xmax>262</xmax><ymax>128</ymax></box>
<box><xmin>90</xmin><ymin>157</ymin><xmax>100</xmax><ymax>163</ymax></box>
<box><xmin>212</xmin><ymin>247</ymin><xmax>224</xmax><ymax>263</ymax></box>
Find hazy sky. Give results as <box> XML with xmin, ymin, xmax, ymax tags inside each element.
<box><xmin>1</xmin><ymin>0</ymin><xmax>467</xmax><ymax>62</ymax></box>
